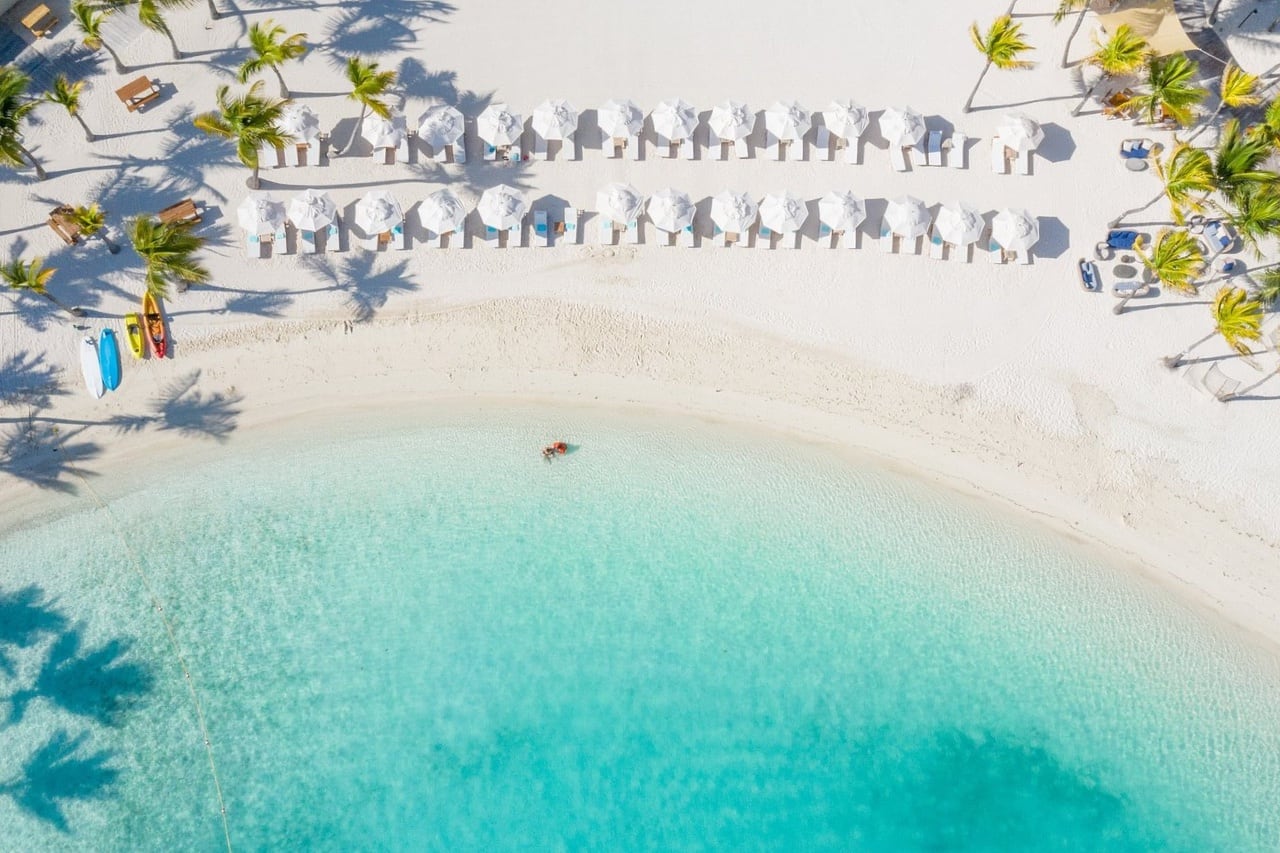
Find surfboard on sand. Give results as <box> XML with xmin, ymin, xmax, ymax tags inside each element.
<box><xmin>99</xmin><ymin>328</ymin><xmax>122</xmax><ymax>391</ymax></box>
<box><xmin>80</xmin><ymin>336</ymin><xmax>104</xmax><ymax>399</ymax></box>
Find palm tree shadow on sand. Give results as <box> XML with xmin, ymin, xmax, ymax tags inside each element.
<box><xmin>305</xmin><ymin>253</ymin><xmax>416</xmax><ymax>322</ymax></box>
<box><xmin>110</xmin><ymin>370</ymin><xmax>244</xmax><ymax>442</ymax></box>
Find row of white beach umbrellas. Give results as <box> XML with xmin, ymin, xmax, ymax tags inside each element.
<box><xmin>882</xmin><ymin>196</ymin><xmax>1038</xmax><ymax>250</ymax></box>
<box><xmin>237</xmin><ymin>189</ymin><xmax>409</xmax><ymax>236</ymax></box>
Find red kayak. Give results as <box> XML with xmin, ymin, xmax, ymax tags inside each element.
<box><xmin>143</xmin><ymin>291</ymin><xmax>167</xmax><ymax>359</ymax></box>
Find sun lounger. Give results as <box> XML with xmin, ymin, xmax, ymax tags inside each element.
<box><xmin>259</xmin><ymin>143</ymin><xmax>280</xmax><ymax>170</ymax></box>
<box><xmin>484</xmin><ymin>144</ymin><xmax>497</xmax><ymax>162</ymax></box>
<box><xmin>507</xmin><ymin>222</ymin><xmax>520</xmax><ymax>247</ymax></box>
<box><xmin>758</xmin><ymin>225</ymin><xmax>773</xmax><ymax>249</ymax></box>
<box><xmin>819</xmin><ymin>222</ymin><xmax>832</xmax><ymax>248</ymax></box>
<box><xmin>734</xmin><ymin>138</ymin><xmax>749</xmax><ymax>159</ymax></box>
<box><xmin>764</xmin><ymin>131</ymin><xmax>780</xmax><ymax>161</ymax></box>
<box><xmin>954</xmin><ymin>242</ymin><xmax>970</xmax><ymax>262</ymax></box>
<box><xmin>844</xmin><ymin>228</ymin><xmax>858</xmax><ymax>250</ymax></box>
<box><xmin>396</xmin><ymin>137</ymin><xmax>411</xmax><ymax>164</ymax></box>
<box><xmin>842</xmin><ymin>137</ymin><xmax>859</xmax><ymax>164</ymax></box>
<box><xmin>815</xmin><ymin>125</ymin><xmax>832</xmax><ymax>161</ymax></box>
<box><xmin>115</xmin><ymin>75</ymin><xmax>160</xmax><ymax>112</ymax></box>
<box><xmin>911</xmin><ymin>141</ymin><xmax>928</xmax><ymax>167</ymax></box>
<box><xmin>784</xmin><ymin>231</ymin><xmax>800</xmax><ymax>250</ymax></box>
<box><xmin>392</xmin><ymin>222</ymin><xmax>407</xmax><ymax>249</ymax></box>
<box><xmin>1018</xmin><ymin>248</ymin><xmax>1032</xmax><ymax>264</ymax></box>
<box><xmin>300</xmin><ymin>230</ymin><xmax>317</xmax><ymax>254</ymax></box>
<box><xmin>158</xmin><ymin>198</ymin><xmax>201</xmax><ymax>226</ymax></box>
<box><xmin>560</xmin><ymin>208</ymin><xmax>578</xmax><ymax>245</ymax></box>
<box><xmin>564</xmin><ymin>130</ymin><xmax>578</xmax><ymax>161</ymax></box>
<box><xmin>889</xmin><ymin>145</ymin><xmax>908</xmax><ymax>172</ymax></box>
<box><xmin>655</xmin><ymin>132</ymin><xmax>673</xmax><ymax>157</ymax></box>
<box><xmin>630</xmin><ymin>134</ymin><xmax>642</xmax><ymax>160</ymax></box>
<box><xmin>716</xmin><ymin>137</ymin><xmax>729</xmax><ymax>160</ymax></box>
<box><xmin>906</xmin><ymin>235</ymin><xmax>922</xmax><ymax>255</ymax></box>
<box><xmin>274</xmin><ymin>225</ymin><xmax>288</xmax><ymax>254</ymax></box>
<box><xmin>988</xmin><ymin>239</ymin><xmax>1004</xmax><ymax>264</ymax></box>
<box><xmin>431</xmin><ymin>143</ymin><xmax>448</xmax><ymax>162</ymax></box>
<box><xmin>928</xmin><ymin>231</ymin><xmax>944</xmax><ymax>259</ymax></box>
<box><xmin>990</xmin><ymin>139</ymin><xmax>1007</xmax><ymax>174</ymax></box>
<box><xmin>927</xmin><ymin>130</ymin><xmax>943</xmax><ymax>166</ymax></box>
<box><xmin>1077</xmin><ymin>259</ymin><xmax>1100</xmax><ymax>291</ymax></box>
<box><xmin>246</xmin><ymin>234</ymin><xmax>263</xmax><ymax>258</ymax></box>
<box><xmin>1120</xmin><ymin>138</ymin><xmax>1155</xmax><ymax>160</ymax></box>
<box><xmin>451</xmin><ymin>141</ymin><xmax>466</xmax><ymax>164</ymax></box>
<box><xmin>484</xmin><ymin>224</ymin><xmax>499</xmax><ymax>247</ymax></box>
<box><xmin>948</xmin><ymin>133</ymin><xmax>966</xmax><ymax>169</ymax></box>
<box><xmin>22</xmin><ymin>4</ymin><xmax>58</xmax><ymax>38</ymax></box>
<box><xmin>534</xmin><ymin>210</ymin><xmax>549</xmax><ymax>247</ymax></box>
<box><xmin>424</xmin><ymin>227</ymin><xmax>438</xmax><ymax>248</ymax></box>
<box><xmin>533</xmin><ymin>134</ymin><xmax>548</xmax><ymax>160</ymax></box>
<box><xmin>599</xmin><ymin>217</ymin><xmax>614</xmax><ymax>245</ymax></box>
<box><xmin>681</xmin><ymin>223</ymin><xmax>695</xmax><ymax>248</ymax></box>
<box><xmin>1204</xmin><ymin>220</ymin><xmax>1234</xmax><ymax>255</ymax></box>
<box><xmin>326</xmin><ymin>220</ymin><xmax>341</xmax><ymax>252</ymax></box>
<box><xmin>361</xmin><ymin>233</ymin><xmax>379</xmax><ymax>251</ymax></box>
<box><xmin>879</xmin><ymin>224</ymin><xmax>895</xmax><ymax>253</ymax></box>
<box><xmin>681</xmin><ymin>137</ymin><xmax>694</xmax><ymax>160</ymax></box>
<box><xmin>1106</xmin><ymin>230</ymin><xmax>1139</xmax><ymax>250</ymax></box>
<box><xmin>1017</xmin><ymin>149</ymin><xmax>1031</xmax><ymax>176</ymax></box>
<box><xmin>626</xmin><ymin>220</ymin><xmax>640</xmax><ymax>244</ymax></box>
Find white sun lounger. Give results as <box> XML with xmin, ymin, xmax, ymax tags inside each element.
<box><xmin>764</xmin><ymin>131</ymin><xmax>780</xmax><ymax>160</ymax></box>
<box><xmin>392</xmin><ymin>222</ymin><xmax>407</xmax><ymax>250</ymax></box>
<box><xmin>842</xmin><ymin>136</ymin><xmax>859</xmax><ymax>164</ymax></box>
<box><xmin>563</xmin><ymin>130</ymin><xmax>577</xmax><ymax>161</ymax></box>
<box><xmin>274</xmin><ymin>225</ymin><xmax>288</xmax><ymax>254</ymax></box>
<box><xmin>906</xmin><ymin>235</ymin><xmax>922</xmax><ymax>255</ymax></box>
<box><xmin>484</xmin><ymin>224</ymin><xmax>499</xmax><ymax>247</ymax></box>
<box><xmin>758</xmin><ymin>225</ymin><xmax>773</xmax><ymax>249</ymax></box>
<box><xmin>991</xmin><ymin>139</ymin><xmax>1008</xmax><ymax>174</ymax></box>
<box><xmin>681</xmin><ymin>223</ymin><xmax>695</xmax><ymax>247</ymax></box>
<box><xmin>844</xmin><ymin>227</ymin><xmax>857</xmax><ymax>249</ymax></box>
<box><xmin>451</xmin><ymin>141</ymin><xmax>466</xmax><ymax>164</ymax></box>
<box><xmin>533</xmin><ymin>134</ymin><xmax>548</xmax><ymax>160</ymax></box>
<box><xmin>927</xmin><ymin>131</ymin><xmax>943</xmax><ymax>166</ymax></box>
<box><xmin>533</xmin><ymin>210</ymin><xmax>549</xmax><ymax>247</ymax></box>
<box><xmin>284</xmin><ymin>143</ymin><xmax>302</xmax><ymax>167</ymax></box>
<box><xmin>655</xmin><ymin>132</ymin><xmax>673</xmax><ymax>157</ymax></box>
<box><xmin>361</xmin><ymin>233</ymin><xmax>378</xmax><ymax>251</ymax></box>
<box><xmin>450</xmin><ymin>222</ymin><xmax>464</xmax><ymax>247</ymax></box>
<box><xmin>815</xmin><ymin>125</ymin><xmax>832</xmax><ymax>160</ymax></box>
<box><xmin>948</xmin><ymin>133</ymin><xmax>966</xmax><ymax>169</ymax></box>
<box><xmin>563</xmin><ymin>208</ymin><xmax>578</xmax><ymax>245</ymax></box>
<box><xmin>630</xmin><ymin>133</ymin><xmax>642</xmax><ymax>160</ymax></box>
<box><xmin>606</xmin><ymin>133</ymin><xmax>622</xmax><ymax>158</ymax></box>
<box><xmin>819</xmin><ymin>222</ymin><xmax>832</xmax><ymax>247</ymax></box>
<box><xmin>953</xmin><ymin>242</ymin><xmax>970</xmax><ymax>262</ymax></box>
<box><xmin>507</xmin><ymin>222</ymin><xmax>521</xmax><ymax>247</ymax></box>
<box><xmin>1018</xmin><ymin>248</ymin><xmax>1032</xmax><ymax>264</ymax></box>
<box><xmin>326</xmin><ymin>220</ymin><xmax>341</xmax><ymax>252</ymax></box>
<box><xmin>735</xmin><ymin>138</ymin><xmax>749</xmax><ymax>159</ymax></box>
<box><xmin>300</xmin><ymin>230</ymin><xmax>317</xmax><ymax>254</ymax></box>
<box><xmin>424</xmin><ymin>227</ymin><xmax>438</xmax><ymax>247</ymax></box>
<box><xmin>928</xmin><ymin>231</ymin><xmax>944</xmax><ymax>259</ymax></box>
<box><xmin>1017</xmin><ymin>149</ymin><xmax>1031</xmax><ymax>175</ymax></box>
<box><xmin>988</xmin><ymin>239</ymin><xmax>1004</xmax><ymax>263</ymax></box>
<box><xmin>681</xmin><ymin>137</ymin><xmax>694</xmax><ymax>160</ymax></box>
<box><xmin>599</xmin><ymin>217</ymin><xmax>614</xmax><ymax>245</ymax></box>
<box><xmin>431</xmin><ymin>142</ymin><xmax>448</xmax><ymax>162</ymax></box>
<box><xmin>246</xmin><ymin>234</ymin><xmax>263</xmax><ymax>258</ymax></box>
<box><xmin>783</xmin><ymin>230</ymin><xmax>799</xmax><ymax>250</ymax></box>
<box><xmin>396</xmin><ymin>137</ymin><xmax>411</xmax><ymax>163</ymax></box>
<box><xmin>911</xmin><ymin>141</ymin><xmax>928</xmax><ymax>167</ymax></box>
<box><xmin>259</xmin><ymin>143</ymin><xmax>280</xmax><ymax>170</ymax></box>
<box><xmin>890</xmin><ymin>145</ymin><xmax>908</xmax><ymax>172</ymax></box>
<box><xmin>508</xmin><ymin>144</ymin><xmax>523</xmax><ymax>163</ymax></box>
<box><xmin>715</xmin><ymin>136</ymin><xmax>729</xmax><ymax>160</ymax></box>
<box><xmin>879</xmin><ymin>224</ymin><xmax>895</xmax><ymax>253</ymax></box>
<box><xmin>626</xmin><ymin>219</ymin><xmax>640</xmax><ymax>244</ymax></box>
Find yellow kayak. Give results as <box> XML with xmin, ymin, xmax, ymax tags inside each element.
<box><xmin>124</xmin><ymin>312</ymin><xmax>144</xmax><ymax>359</ymax></box>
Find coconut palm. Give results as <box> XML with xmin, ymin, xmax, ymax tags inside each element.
<box><xmin>43</xmin><ymin>75</ymin><xmax>94</xmax><ymax>143</ymax></box>
<box><xmin>238</xmin><ymin>20</ymin><xmax>307</xmax><ymax>98</ymax></box>
<box><xmin>1054</xmin><ymin>0</ymin><xmax>1093</xmax><ymax>68</ymax></box>
<box><xmin>1139</xmin><ymin>228</ymin><xmax>1205</xmax><ymax>296</ymax></box>
<box><xmin>0</xmin><ymin>68</ymin><xmax>44</xmax><ymax>181</ymax></box>
<box><xmin>1248</xmin><ymin>97</ymin><xmax>1280</xmax><ymax>151</ymax></box>
<box><xmin>1210</xmin><ymin>63</ymin><xmax>1260</xmax><ymax>123</ymax></box>
<box><xmin>1072</xmin><ymin>25</ymin><xmax>1149</xmax><ymax>117</ymax></box>
<box><xmin>1120</xmin><ymin>53</ymin><xmax>1206</xmax><ymax>127</ymax></box>
<box><xmin>1163</xmin><ymin>287</ymin><xmax>1263</xmax><ymax>369</ymax></box>
<box><xmin>130</xmin><ymin>0</ymin><xmax>197</xmax><ymax>61</ymax></box>
<box><xmin>0</xmin><ymin>257</ymin><xmax>85</xmax><ymax>317</ymax></box>
<box><xmin>193</xmin><ymin>80</ymin><xmax>291</xmax><ymax>189</ymax></box>
<box><xmin>1110</xmin><ymin>142</ymin><xmax>1214</xmax><ymax>227</ymax></box>
<box><xmin>69</xmin><ymin>203</ymin><xmax>120</xmax><ymax>254</ymax></box>
<box><xmin>128</xmin><ymin>217</ymin><xmax>209</xmax><ymax>300</ymax></box>
<box><xmin>1254</xmin><ymin>267</ymin><xmax>1280</xmax><ymax>310</ymax></box>
<box><xmin>963</xmin><ymin>15</ymin><xmax>1034</xmax><ymax>113</ymax></box>
<box><xmin>1209</xmin><ymin>119</ymin><xmax>1276</xmax><ymax>209</ymax></box>
<box><xmin>1228</xmin><ymin>186</ymin><xmax>1280</xmax><ymax>258</ymax></box>
<box><xmin>72</xmin><ymin>2</ymin><xmax>128</xmax><ymax>75</ymax></box>
<box><xmin>336</xmin><ymin>56</ymin><xmax>396</xmax><ymax>155</ymax></box>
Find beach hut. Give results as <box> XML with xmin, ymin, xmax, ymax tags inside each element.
<box><xmin>477</xmin><ymin>102</ymin><xmax>524</xmax><ymax>160</ymax></box>
<box><xmin>647</xmin><ymin>188</ymin><xmax>696</xmax><ymax>246</ymax></box>
<box><xmin>819</xmin><ymin>99</ymin><xmax>868</xmax><ymax>162</ymax></box>
<box><xmin>276</xmin><ymin>103</ymin><xmax>321</xmax><ymax>166</ymax></box>
<box><xmin>477</xmin><ymin>184</ymin><xmax>527</xmax><ymax>246</ymax></box>
<box><xmin>710</xmin><ymin>190</ymin><xmax>759</xmax><ymax>247</ymax></box>
<box><xmin>708</xmin><ymin>100</ymin><xmax>752</xmax><ymax>159</ymax></box>
<box><xmin>884</xmin><ymin>195</ymin><xmax>930</xmax><ymax>252</ymax></box>
<box><xmin>354</xmin><ymin>190</ymin><xmax>405</xmax><ymax>249</ymax></box>
<box><xmin>420</xmin><ymin>188</ymin><xmax>467</xmax><ymax>246</ymax></box>
<box><xmin>418</xmin><ymin>104</ymin><xmax>466</xmax><ymax>162</ymax></box>
<box><xmin>758</xmin><ymin>191</ymin><xmax>808</xmax><ymax>249</ymax></box>
<box><xmin>992</xmin><ymin>207</ymin><xmax>1039</xmax><ymax>263</ymax></box>
<box><xmin>761</xmin><ymin>100</ymin><xmax>810</xmax><ymax>160</ymax></box>
<box><xmin>361</xmin><ymin>110</ymin><xmax>409</xmax><ymax>164</ymax></box>
<box><xmin>933</xmin><ymin>201</ymin><xmax>985</xmax><ymax>260</ymax></box>
<box><xmin>817</xmin><ymin>190</ymin><xmax>866</xmax><ymax>248</ymax></box>
<box><xmin>596</xmin><ymin>182</ymin><xmax>646</xmax><ymax>244</ymax></box>
<box><xmin>598</xmin><ymin>99</ymin><xmax>644</xmax><ymax>158</ymax></box>
<box><xmin>531</xmin><ymin>99</ymin><xmax>579</xmax><ymax>159</ymax></box>
<box><xmin>651</xmin><ymin>98</ymin><xmax>698</xmax><ymax>157</ymax></box>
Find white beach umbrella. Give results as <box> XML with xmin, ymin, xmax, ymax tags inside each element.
<box><xmin>651</xmin><ymin>98</ymin><xmax>698</xmax><ymax>140</ymax></box>
<box><xmin>884</xmin><ymin>195</ymin><xmax>930</xmax><ymax>239</ymax></box>
<box><xmin>286</xmin><ymin>189</ymin><xmax>337</xmax><ymax>232</ymax></box>
<box><xmin>596</xmin><ymin>183</ymin><xmax>646</xmax><ymax>224</ymax></box>
<box><xmin>362</xmin><ymin>110</ymin><xmax>407</xmax><ymax>149</ymax></box>
<box><xmin>417</xmin><ymin>104</ymin><xmax>465</xmax><ymax>148</ymax></box>
<box><xmin>532</xmin><ymin>99</ymin><xmax>579</xmax><ymax>140</ymax></box>
<box><xmin>278</xmin><ymin>103</ymin><xmax>321</xmax><ymax>145</ymax></box>
<box><xmin>708</xmin><ymin>100</ymin><xmax>752</xmax><ymax>141</ymax></box>
<box><xmin>992</xmin><ymin>208</ymin><xmax>1039</xmax><ymax>251</ymax></box>
<box><xmin>476</xmin><ymin>102</ymin><xmax>523</xmax><ymax>146</ymax></box>
<box><xmin>879</xmin><ymin>106</ymin><xmax>926</xmax><ymax>148</ymax></box>
<box><xmin>710</xmin><ymin>190</ymin><xmax>759</xmax><ymax>234</ymax></box>
<box><xmin>996</xmin><ymin>112</ymin><xmax>1044</xmax><ymax>154</ymax></box>
<box><xmin>237</xmin><ymin>193</ymin><xmax>285</xmax><ymax>236</ymax></box>
<box><xmin>477</xmin><ymin>184</ymin><xmax>527</xmax><ymax>230</ymax></box>
<box><xmin>420</xmin><ymin>188</ymin><xmax>467</xmax><ymax>234</ymax></box>
<box><xmin>354</xmin><ymin>190</ymin><xmax>404</xmax><ymax>235</ymax></box>
<box><xmin>759</xmin><ymin>191</ymin><xmax>808</xmax><ymax>234</ymax></box>
<box><xmin>763</xmin><ymin>100</ymin><xmax>810</xmax><ymax>142</ymax></box>
<box><xmin>647</xmin><ymin>188</ymin><xmax>695</xmax><ymax>233</ymax></box>
<box><xmin>823</xmin><ymin>99</ymin><xmax>868</xmax><ymax>140</ymax></box>
<box><xmin>598</xmin><ymin>98</ymin><xmax>644</xmax><ymax>138</ymax></box>
<box><xmin>934</xmin><ymin>201</ymin><xmax>985</xmax><ymax>247</ymax></box>
<box><xmin>817</xmin><ymin>190</ymin><xmax>866</xmax><ymax>232</ymax></box>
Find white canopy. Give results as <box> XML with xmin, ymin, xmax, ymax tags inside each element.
<box><xmin>278</xmin><ymin>103</ymin><xmax>321</xmax><ymax>145</ymax></box>
<box><xmin>286</xmin><ymin>189</ymin><xmax>337</xmax><ymax>232</ymax></box>
<box><xmin>708</xmin><ymin>100</ymin><xmax>752</xmax><ymax>141</ymax></box>
<box><xmin>879</xmin><ymin>106</ymin><xmax>925</xmax><ymax>148</ymax></box>
<box><xmin>647</xmin><ymin>188</ymin><xmax>695</xmax><ymax>233</ymax></box>
<box><xmin>992</xmin><ymin>208</ymin><xmax>1039</xmax><ymax>251</ymax></box>
<box><xmin>598</xmin><ymin>99</ymin><xmax>644</xmax><ymax>138</ymax></box>
<box><xmin>362</xmin><ymin>111</ymin><xmax>407</xmax><ymax>149</ymax></box>
<box><xmin>652</xmin><ymin>98</ymin><xmax>698</xmax><ymax>140</ymax></box>
<box><xmin>763</xmin><ymin>100</ymin><xmax>810</xmax><ymax>142</ymax></box>
<box><xmin>596</xmin><ymin>183</ymin><xmax>646</xmax><ymax>224</ymax></box>
<box><xmin>532</xmin><ymin>99</ymin><xmax>579</xmax><ymax>140</ymax></box>
<box><xmin>817</xmin><ymin>190</ymin><xmax>866</xmax><ymax>232</ymax></box>
<box><xmin>354</xmin><ymin>190</ymin><xmax>404</xmax><ymax>235</ymax></box>
<box><xmin>710</xmin><ymin>190</ymin><xmax>759</xmax><ymax>234</ymax></box>
<box><xmin>759</xmin><ymin>191</ymin><xmax>808</xmax><ymax>234</ymax></box>
<box><xmin>417</xmin><ymin>104</ymin><xmax>465</xmax><ymax>148</ymax></box>
<box><xmin>996</xmin><ymin>113</ymin><xmax>1044</xmax><ymax>154</ymax></box>
<box><xmin>934</xmin><ymin>201</ymin><xmax>985</xmax><ymax>247</ymax></box>
<box><xmin>237</xmin><ymin>193</ymin><xmax>285</xmax><ymax>236</ymax></box>
<box><xmin>477</xmin><ymin>184</ymin><xmax>527</xmax><ymax>230</ymax></box>
<box><xmin>885</xmin><ymin>195</ymin><xmax>930</xmax><ymax>239</ymax></box>
<box><xmin>476</xmin><ymin>102</ymin><xmax>523</xmax><ymax>146</ymax></box>
<box><xmin>823</xmin><ymin>100</ymin><xmax>868</xmax><ymax>140</ymax></box>
<box><xmin>420</xmin><ymin>188</ymin><xmax>467</xmax><ymax>234</ymax></box>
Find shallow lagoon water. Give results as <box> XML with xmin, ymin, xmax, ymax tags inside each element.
<box><xmin>1</xmin><ymin>406</ymin><xmax>1278</xmax><ymax>850</ymax></box>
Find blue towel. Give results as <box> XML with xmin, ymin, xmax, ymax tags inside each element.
<box><xmin>1107</xmin><ymin>230</ymin><xmax>1138</xmax><ymax>249</ymax></box>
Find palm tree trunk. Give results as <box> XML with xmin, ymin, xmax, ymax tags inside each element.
<box><xmin>164</xmin><ymin>26</ymin><xmax>182</xmax><ymax>60</ymax></box>
<box><xmin>14</xmin><ymin>141</ymin><xmax>46</xmax><ymax>181</ymax></box>
<box><xmin>1110</xmin><ymin>191</ymin><xmax>1165</xmax><ymax>228</ymax></box>
<box><xmin>1208</xmin><ymin>0</ymin><xmax>1227</xmax><ymax>25</ymax></box>
<box><xmin>206</xmin><ymin>0</ymin><xmax>220</xmax><ymax>20</ymax></box>
<box><xmin>250</xmin><ymin>161</ymin><xmax>260</xmax><ymax>189</ymax></box>
<box><xmin>1113</xmin><ymin>291</ymin><xmax>1138</xmax><ymax>315</ymax></box>
<box><xmin>1061</xmin><ymin>6</ymin><xmax>1089</xmax><ymax>68</ymax></box>
<box><xmin>273</xmin><ymin>66</ymin><xmax>289</xmax><ymax>99</ymax></box>
<box><xmin>99</xmin><ymin>230</ymin><xmax>121</xmax><ymax>254</ymax></box>
<box><xmin>39</xmin><ymin>291</ymin><xmax>85</xmax><ymax>318</ymax></box>
<box><xmin>340</xmin><ymin>104</ymin><xmax>367</xmax><ymax>156</ymax></box>
<box><xmin>73</xmin><ymin>113</ymin><xmax>94</xmax><ymax>142</ymax></box>
<box><xmin>1072</xmin><ymin>78</ymin><xmax>1105</xmax><ymax>117</ymax></box>
<box><xmin>1229</xmin><ymin>367</ymin><xmax>1278</xmax><ymax>399</ymax></box>
<box><xmin>1162</xmin><ymin>330</ymin><xmax>1218</xmax><ymax>368</ymax></box>
<box><xmin>963</xmin><ymin>61</ymin><xmax>992</xmax><ymax>113</ymax></box>
<box><xmin>101</xmin><ymin>40</ymin><xmax>128</xmax><ymax>75</ymax></box>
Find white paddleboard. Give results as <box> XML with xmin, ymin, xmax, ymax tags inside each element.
<box><xmin>80</xmin><ymin>336</ymin><xmax>104</xmax><ymax>399</ymax></box>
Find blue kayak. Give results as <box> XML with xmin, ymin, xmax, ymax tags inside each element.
<box><xmin>99</xmin><ymin>328</ymin><xmax>122</xmax><ymax>391</ymax></box>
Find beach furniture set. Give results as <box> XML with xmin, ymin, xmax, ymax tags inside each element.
<box><xmin>115</xmin><ymin>76</ymin><xmax>161</xmax><ymax>113</ymax></box>
<box><xmin>20</xmin><ymin>2</ymin><xmax>58</xmax><ymax>38</ymax></box>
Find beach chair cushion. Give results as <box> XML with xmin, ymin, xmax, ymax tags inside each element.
<box><xmin>1106</xmin><ymin>230</ymin><xmax>1139</xmax><ymax>250</ymax></box>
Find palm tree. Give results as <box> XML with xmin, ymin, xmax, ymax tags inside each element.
<box><xmin>0</xmin><ymin>257</ymin><xmax>85</xmax><ymax>317</ymax></box>
<box><xmin>1208</xmin><ymin>63</ymin><xmax>1260</xmax><ymax>124</ymax></box>
<box><xmin>1163</xmin><ymin>287</ymin><xmax>1263</xmax><ymax>368</ymax></box>
<box><xmin>1054</xmin><ymin>0</ymin><xmax>1092</xmax><ymax>68</ymax></box>
<box><xmin>1072</xmin><ymin>25</ymin><xmax>1149</xmax><ymax>117</ymax></box>
<box><xmin>1140</xmin><ymin>228</ymin><xmax>1205</xmax><ymax>296</ymax></box>
<box><xmin>72</xmin><ymin>2</ymin><xmax>128</xmax><ymax>75</ymax></box>
<box><xmin>963</xmin><ymin>15</ymin><xmax>1034</xmax><ymax>113</ymax></box>
<box><xmin>193</xmin><ymin>80</ymin><xmax>291</xmax><ymax>189</ymax></box>
<box><xmin>1254</xmin><ymin>267</ymin><xmax>1280</xmax><ymax>310</ymax></box>
<box><xmin>1247</xmin><ymin>97</ymin><xmax>1280</xmax><ymax>151</ymax></box>
<box><xmin>1120</xmin><ymin>53</ymin><xmax>1206</xmax><ymax>127</ymax></box>
<box><xmin>1228</xmin><ymin>186</ymin><xmax>1280</xmax><ymax>258</ymax></box>
<box><xmin>128</xmin><ymin>217</ymin><xmax>209</xmax><ymax>299</ymax></box>
<box><xmin>336</xmin><ymin>56</ymin><xmax>396</xmax><ymax>155</ymax></box>
<box><xmin>68</xmin><ymin>203</ymin><xmax>120</xmax><ymax>254</ymax></box>
<box><xmin>130</xmin><ymin>0</ymin><xmax>196</xmax><ymax>61</ymax></box>
<box><xmin>238</xmin><ymin>20</ymin><xmax>307</xmax><ymax>98</ymax></box>
<box><xmin>43</xmin><ymin>75</ymin><xmax>94</xmax><ymax>143</ymax></box>
<box><xmin>1208</xmin><ymin>119</ymin><xmax>1276</xmax><ymax>209</ymax></box>
<box><xmin>1110</xmin><ymin>142</ymin><xmax>1214</xmax><ymax>227</ymax></box>
<box><xmin>0</xmin><ymin>68</ymin><xmax>44</xmax><ymax>181</ymax></box>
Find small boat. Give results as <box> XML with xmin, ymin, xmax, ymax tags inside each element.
<box><xmin>1077</xmin><ymin>258</ymin><xmax>1100</xmax><ymax>292</ymax></box>
<box><xmin>541</xmin><ymin>441</ymin><xmax>569</xmax><ymax>460</ymax></box>
<box><xmin>79</xmin><ymin>336</ymin><xmax>104</xmax><ymax>399</ymax></box>
<box><xmin>124</xmin><ymin>312</ymin><xmax>144</xmax><ymax>359</ymax></box>
<box><xmin>143</xmin><ymin>292</ymin><xmax>167</xmax><ymax>359</ymax></box>
<box><xmin>99</xmin><ymin>328</ymin><xmax>121</xmax><ymax>391</ymax></box>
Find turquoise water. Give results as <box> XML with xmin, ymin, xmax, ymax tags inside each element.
<box><xmin>1</xmin><ymin>406</ymin><xmax>1279</xmax><ymax>851</ymax></box>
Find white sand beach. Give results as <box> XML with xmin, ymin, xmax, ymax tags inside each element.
<box><xmin>2</xmin><ymin>1</ymin><xmax>1280</xmax><ymax>645</ymax></box>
